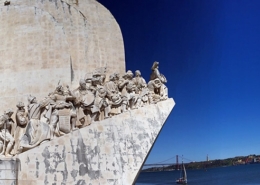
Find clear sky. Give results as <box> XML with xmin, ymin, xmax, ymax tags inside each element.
<box><xmin>98</xmin><ymin>0</ymin><xmax>260</xmax><ymax>164</ymax></box>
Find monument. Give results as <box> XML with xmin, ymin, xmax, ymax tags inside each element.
<box><xmin>0</xmin><ymin>0</ymin><xmax>175</xmax><ymax>184</ymax></box>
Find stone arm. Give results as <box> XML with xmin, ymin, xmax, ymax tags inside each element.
<box><xmin>39</xmin><ymin>98</ymin><xmax>51</xmax><ymax>109</ymax></box>
<box><xmin>118</xmin><ymin>79</ymin><xmax>128</xmax><ymax>90</ymax></box>
<box><xmin>51</xmin><ymin>98</ymin><xmax>73</xmax><ymax>109</ymax></box>
<box><xmin>73</xmin><ymin>95</ymin><xmax>82</xmax><ymax>106</ymax></box>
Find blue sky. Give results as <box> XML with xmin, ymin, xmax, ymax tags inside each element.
<box><xmin>98</xmin><ymin>0</ymin><xmax>260</xmax><ymax>163</ymax></box>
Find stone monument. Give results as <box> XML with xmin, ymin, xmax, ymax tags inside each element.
<box><xmin>0</xmin><ymin>0</ymin><xmax>175</xmax><ymax>184</ymax></box>
<box><xmin>0</xmin><ymin>0</ymin><xmax>125</xmax><ymax>114</ymax></box>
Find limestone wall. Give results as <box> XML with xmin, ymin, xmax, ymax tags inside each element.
<box><xmin>0</xmin><ymin>0</ymin><xmax>125</xmax><ymax>113</ymax></box>
<box><xmin>0</xmin><ymin>158</ymin><xmax>19</xmax><ymax>185</ymax></box>
<box><xmin>16</xmin><ymin>98</ymin><xmax>175</xmax><ymax>185</ymax></box>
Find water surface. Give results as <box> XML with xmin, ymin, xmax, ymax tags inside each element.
<box><xmin>136</xmin><ymin>164</ymin><xmax>260</xmax><ymax>185</ymax></box>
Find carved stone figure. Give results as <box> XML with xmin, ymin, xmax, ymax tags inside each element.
<box><xmin>124</xmin><ymin>70</ymin><xmax>141</xmax><ymax>109</ymax></box>
<box><xmin>150</xmin><ymin>61</ymin><xmax>167</xmax><ymax>83</ymax></box>
<box><xmin>133</xmin><ymin>70</ymin><xmax>149</xmax><ymax>106</ymax></box>
<box><xmin>87</xmin><ymin>72</ymin><xmax>110</xmax><ymax>121</ymax></box>
<box><xmin>133</xmin><ymin>70</ymin><xmax>146</xmax><ymax>93</ymax></box>
<box><xmin>118</xmin><ymin>72</ymin><xmax>130</xmax><ymax>112</ymax></box>
<box><xmin>48</xmin><ymin>85</ymin><xmax>77</xmax><ymax>137</ymax></box>
<box><xmin>12</xmin><ymin>102</ymin><xmax>28</xmax><ymax>155</ymax></box>
<box><xmin>105</xmin><ymin>74</ymin><xmax>123</xmax><ymax>116</ymax></box>
<box><xmin>73</xmin><ymin>79</ymin><xmax>95</xmax><ymax>127</ymax></box>
<box><xmin>94</xmin><ymin>86</ymin><xmax>110</xmax><ymax>120</ymax></box>
<box><xmin>19</xmin><ymin>95</ymin><xmax>51</xmax><ymax>151</ymax></box>
<box><xmin>147</xmin><ymin>78</ymin><xmax>165</xmax><ymax>103</ymax></box>
<box><xmin>0</xmin><ymin>65</ymin><xmax>169</xmax><ymax>157</ymax></box>
<box><xmin>0</xmin><ymin>110</ymin><xmax>15</xmax><ymax>157</ymax></box>
<box><xmin>149</xmin><ymin>62</ymin><xmax>168</xmax><ymax>101</ymax></box>
<box><xmin>113</xmin><ymin>73</ymin><xmax>120</xmax><ymax>85</ymax></box>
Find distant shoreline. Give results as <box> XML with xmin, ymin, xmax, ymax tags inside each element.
<box><xmin>143</xmin><ymin>154</ymin><xmax>260</xmax><ymax>172</ymax></box>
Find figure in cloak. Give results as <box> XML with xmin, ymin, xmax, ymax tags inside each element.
<box><xmin>147</xmin><ymin>78</ymin><xmax>164</xmax><ymax>104</ymax></box>
<box><xmin>149</xmin><ymin>61</ymin><xmax>168</xmax><ymax>101</ymax></box>
<box><xmin>19</xmin><ymin>95</ymin><xmax>51</xmax><ymax>151</ymax></box>
<box><xmin>73</xmin><ymin>79</ymin><xmax>95</xmax><ymax>127</ymax></box>
<box><xmin>47</xmin><ymin>85</ymin><xmax>77</xmax><ymax>138</ymax></box>
<box><xmin>105</xmin><ymin>74</ymin><xmax>123</xmax><ymax>116</ymax></box>
<box><xmin>133</xmin><ymin>70</ymin><xmax>146</xmax><ymax>93</ymax></box>
<box><xmin>119</xmin><ymin>70</ymin><xmax>141</xmax><ymax>110</ymax></box>
<box><xmin>0</xmin><ymin>109</ymin><xmax>15</xmax><ymax>157</ymax></box>
<box><xmin>133</xmin><ymin>70</ymin><xmax>149</xmax><ymax>106</ymax></box>
<box><xmin>12</xmin><ymin>102</ymin><xmax>28</xmax><ymax>155</ymax></box>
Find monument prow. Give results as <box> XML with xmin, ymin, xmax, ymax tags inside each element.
<box><xmin>15</xmin><ymin>98</ymin><xmax>174</xmax><ymax>184</ymax></box>
<box><xmin>0</xmin><ymin>0</ymin><xmax>175</xmax><ymax>184</ymax></box>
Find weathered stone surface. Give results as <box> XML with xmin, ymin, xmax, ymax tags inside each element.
<box><xmin>0</xmin><ymin>0</ymin><xmax>125</xmax><ymax>113</ymax></box>
<box><xmin>16</xmin><ymin>98</ymin><xmax>175</xmax><ymax>185</ymax></box>
<box><xmin>0</xmin><ymin>158</ymin><xmax>19</xmax><ymax>184</ymax></box>
<box><xmin>0</xmin><ymin>1</ymin><xmax>173</xmax><ymax>184</ymax></box>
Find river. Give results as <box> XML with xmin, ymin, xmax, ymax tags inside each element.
<box><xmin>135</xmin><ymin>163</ymin><xmax>260</xmax><ymax>185</ymax></box>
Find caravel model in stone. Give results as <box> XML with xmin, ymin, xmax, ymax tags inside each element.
<box><xmin>0</xmin><ymin>0</ymin><xmax>175</xmax><ymax>184</ymax></box>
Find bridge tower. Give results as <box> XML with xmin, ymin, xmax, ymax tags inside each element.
<box><xmin>176</xmin><ymin>155</ymin><xmax>179</xmax><ymax>170</ymax></box>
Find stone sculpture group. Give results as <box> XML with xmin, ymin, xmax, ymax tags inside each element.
<box><xmin>0</xmin><ymin>62</ymin><xmax>168</xmax><ymax>157</ymax></box>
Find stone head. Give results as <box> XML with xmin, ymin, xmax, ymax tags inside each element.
<box><xmin>28</xmin><ymin>95</ymin><xmax>37</xmax><ymax>104</ymax></box>
<box><xmin>135</xmin><ymin>70</ymin><xmax>141</xmax><ymax>77</ymax></box>
<box><xmin>109</xmin><ymin>74</ymin><xmax>115</xmax><ymax>82</ymax></box>
<box><xmin>92</xmin><ymin>72</ymin><xmax>102</xmax><ymax>86</ymax></box>
<box><xmin>126</xmin><ymin>70</ymin><xmax>133</xmax><ymax>79</ymax></box>
<box><xmin>98</xmin><ymin>87</ymin><xmax>107</xmax><ymax>98</ymax></box>
<box><xmin>4</xmin><ymin>109</ymin><xmax>14</xmax><ymax>117</ymax></box>
<box><xmin>114</xmin><ymin>73</ymin><xmax>120</xmax><ymax>81</ymax></box>
<box><xmin>16</xmin><ymin>102</ymin><xmax>25</xmax><ymax>110</ymax></box>
<box><xmin>79</xmin><ymin>79</ymin><xmax>87</xmax><ymax>90</ymax></box>
<box><xmin>151</xmin><ymin>61</ymin><xmax>159</xmax><ymax>70</ymax></box>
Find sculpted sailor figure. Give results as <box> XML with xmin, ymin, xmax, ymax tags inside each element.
<box><xmin>87</xmin><ymin>72</ymin><xmax>110</xmax><ymax>121</ymax></box>
<box><xmin>150</xmin><ymin>61</ymin><xmax>167</xmax><ymax>83</ymax></box>
<box><xmin>19</xmin><ymin>95</ymin><xmax>51</xmax><ymax>151</ymax></box>
<box><xmin>0</xmin><ymin>110</ymin><xmax>15</xmax><ymax>157</ymax></box>
<box><xmin>113</xmin><ymin>73</ymin><xmax>120</xmax><ymax>86</ymax></box>
<box><xmin>73</xmin><ymin>79</ymin><xmax>95</xmax><ymax>127</ymax></box>
<box><xmin>105</xmin><ymin>74</ymin><xmax>123</xmax><ymax>116</ymax></box>
<box><xmin>149</xmin><ymin>61</ymin><xmax>168</xmax><ymax>101</ymax></box>
<box><xmin>94</xmin><ymin>86</ymin><xmax>110</xmax><ymax>120</ymax></box>
<box><xmin>147</xmin><ymin>78</ymin><xmax>163</xmax><ymax>104</ymax></box>
<box><xmin>133</xmin><ymin>70</ymin><xmax>146</xmax><ymax>93</ymax></box>
<box><xmin>123</xmin><ymin>70</ymin><xmax>141</xmax><ymax>109</ymax></box>
<box><xmin>13</xmin><ymin>102</ymin><xmax>28</xmax><ymax>154</ymax></box>
<box><xmin>133</xmin><ymin>70</ymin><xmax>149</xmax><ymax>106</ymax></box>
<box><xmin>48</xmin><ymin>85</ymin><xmax>77</xmax><ymax>137</ymax></box>
<box><xmin>87</xmin><ymin>71</ymin><xmax>104</xmax><ymax>95</ymax></box>
<box><xmin>118</xmin><ymin>72</ymin><xmax>130</xmax><ymax>112</ymax></box>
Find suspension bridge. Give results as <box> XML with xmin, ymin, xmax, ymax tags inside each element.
<box><xmin>142</xmin><ymin>155</ymin><xmax>196</xmax><ymax>168</ymax></box>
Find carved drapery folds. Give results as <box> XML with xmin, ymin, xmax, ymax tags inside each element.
<box><xmin>0</xmin><ymin>62</ymin><xmax>168</xmax><ymax>157</ymax></box>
